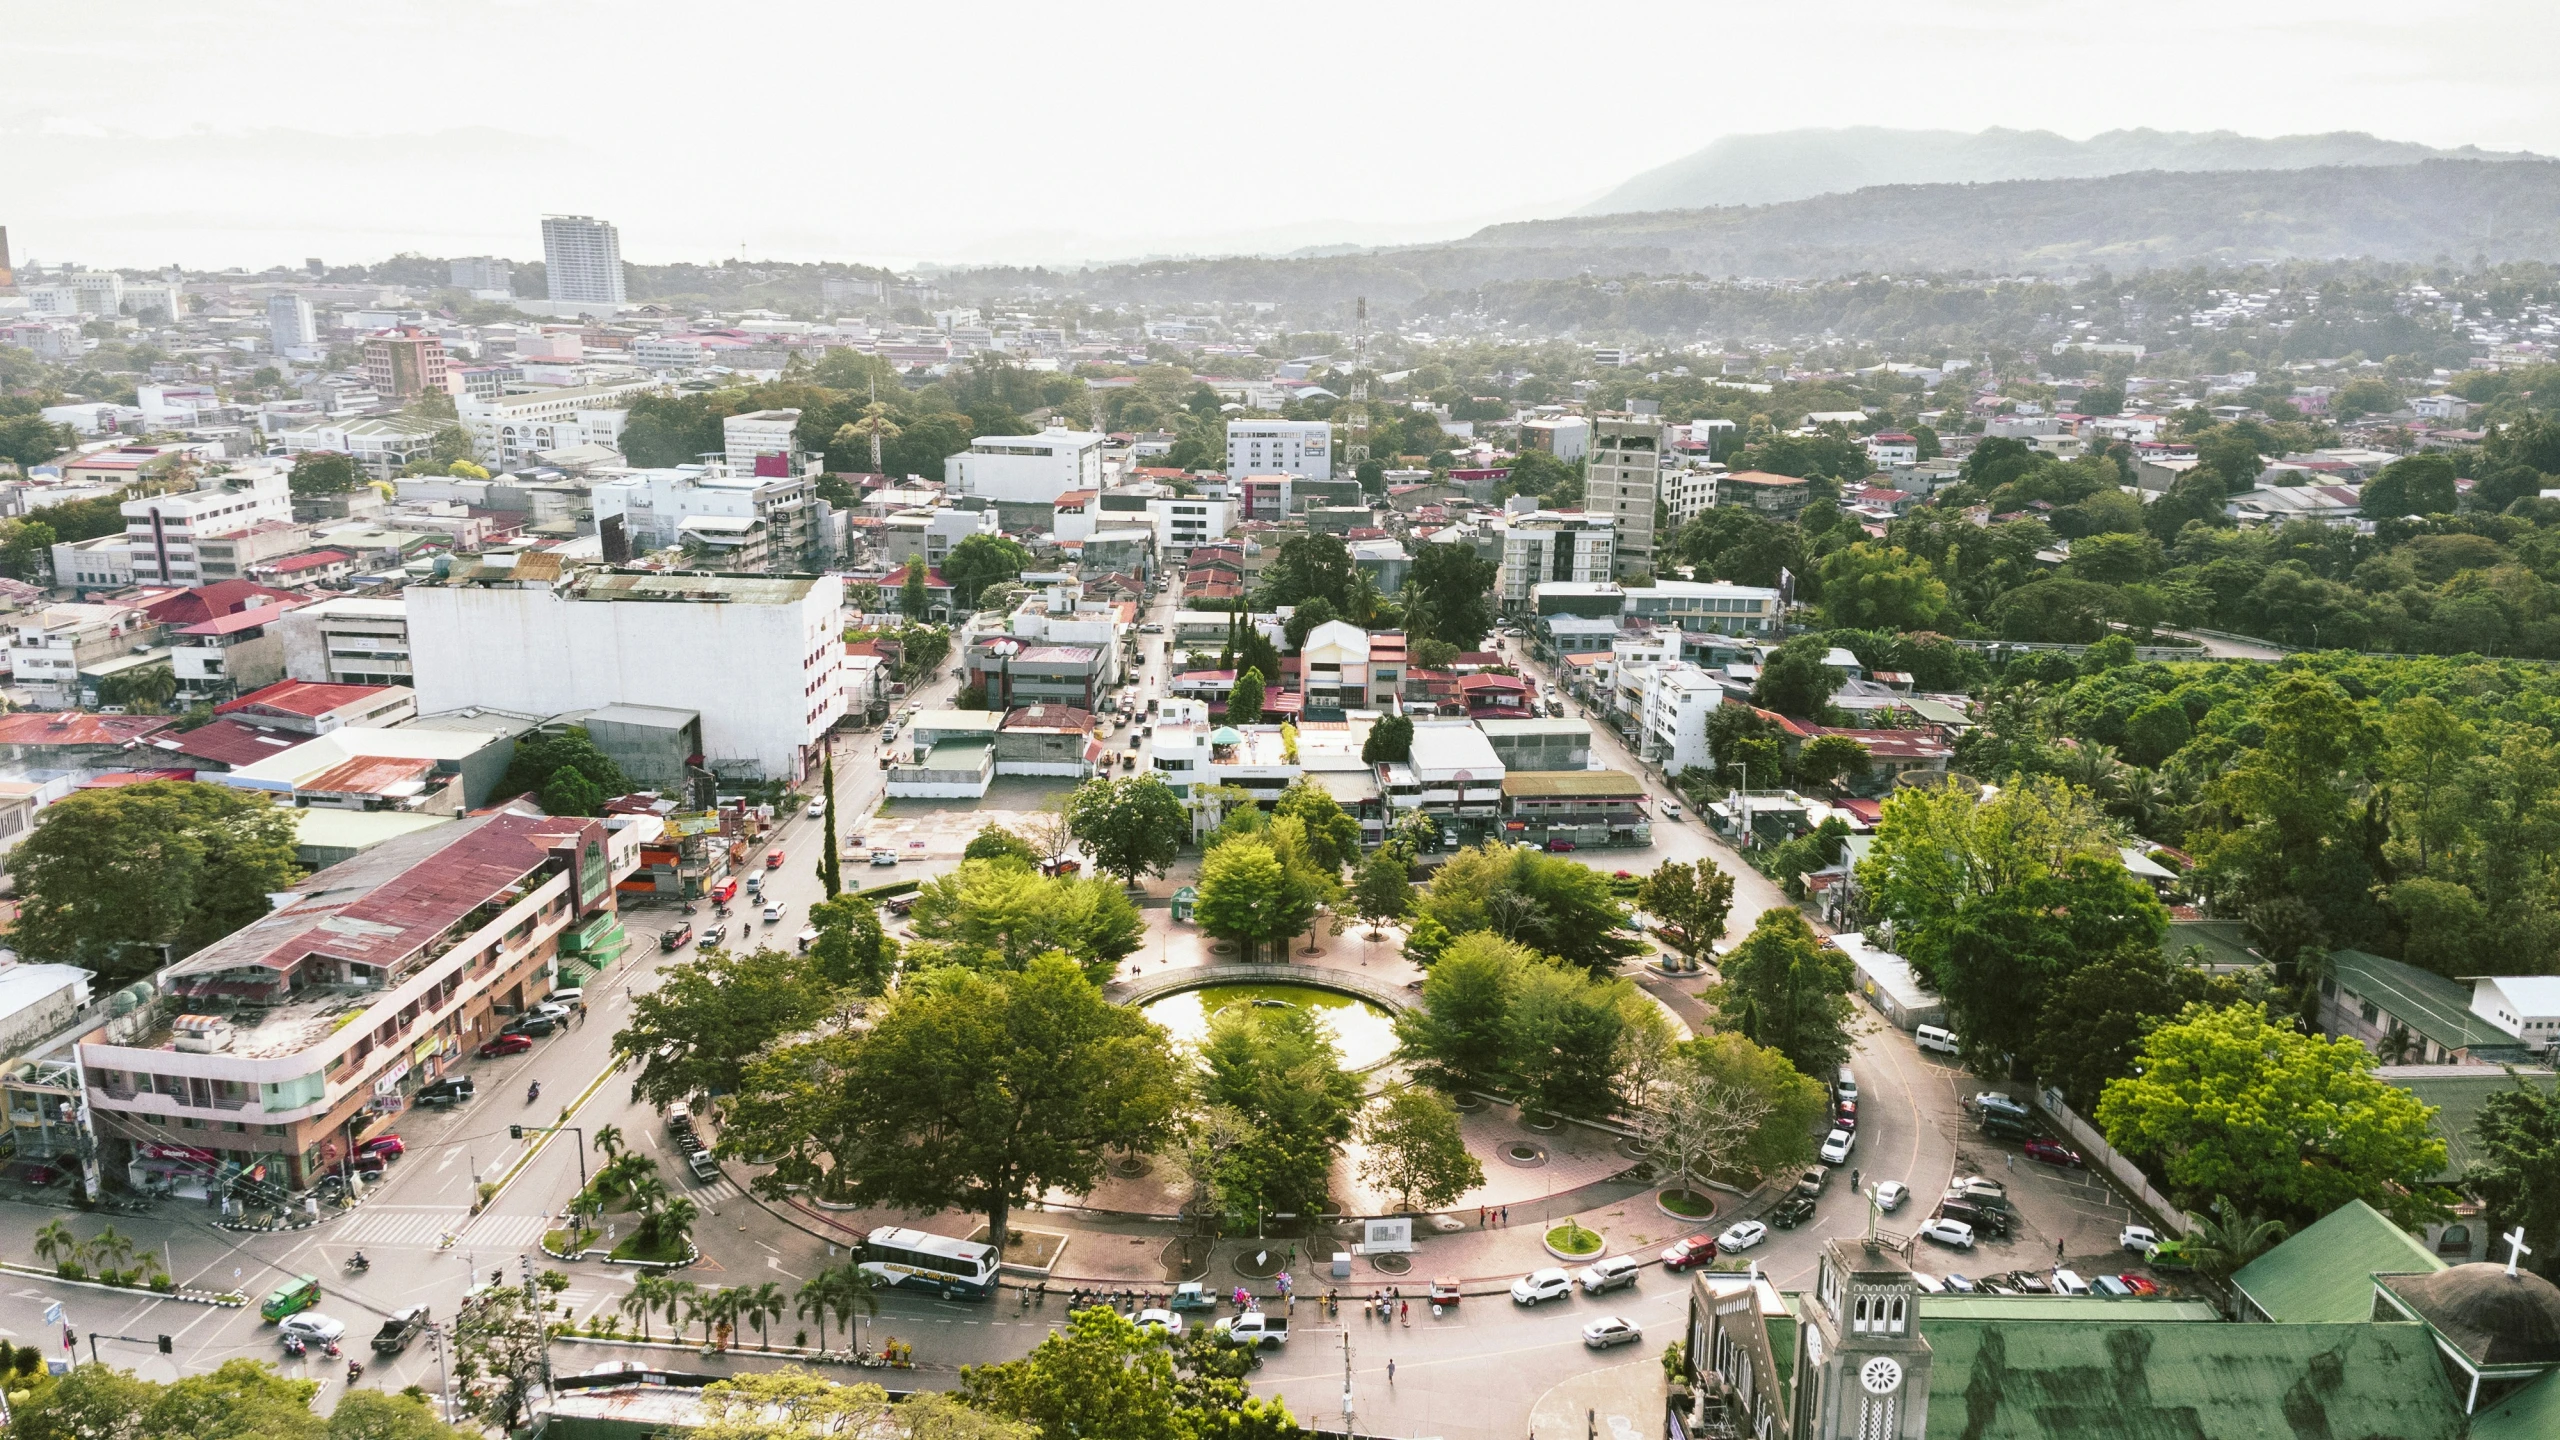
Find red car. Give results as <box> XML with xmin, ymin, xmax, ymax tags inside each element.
<box><xmin>1545</xmin><ymin>839</ymin><xmax>1576</xmax><ymax>853</ymax></box>
<box><xmin>2116</xmin><ymin>1274</ymin><xmax>2159</xmax><ymax>1297</ymax></box>
<box><xmin>2022</xmin><ymin>1139</ymin><xmax>2083</xmax><ymax>1168</ymax></box>
<box><xmin>478</xmin><ymin>1034</ymin><xmax>534</xmax><ymax>1058</ymax></box>
<box><xmin>1660</xmin><ymin>1234</ymin><xmax>1720</xmax><ymax>1271</ymax></box>
<box><xmin>357</xmin><ymin>1135</ymin><xmax>405</xmax><ymax>1160</ymax></box>
<box><xmin>765</xmin><ymin>848</ymin><xmax>785</xmax><ymax>869</ymax></box>
<box><xmin>1836</xmin><ymin>1100</ymin><xmax>1858</xmax><ymax>1131</ymax></box>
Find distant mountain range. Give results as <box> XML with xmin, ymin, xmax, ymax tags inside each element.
<box><xmin>1579</xmin><ymin>127</ymin><xmax>2542</xmax><ymax>216</ymax></box>
<box><xmin>1008</xmin><ymin>160</ymin><xmax>2560</xmax><ymax>311</ymax></box>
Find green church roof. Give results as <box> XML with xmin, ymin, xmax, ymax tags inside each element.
<box><xmin>2231</xmin><ymin>1197</ymin><xmax>2444</xmax><ymax>1324</ymax></box>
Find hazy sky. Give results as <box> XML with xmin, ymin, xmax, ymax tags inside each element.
<box><xmin>7</xmin><ymin>0</ymin><xmax>2558</xmax><ymax>272</ymax></box>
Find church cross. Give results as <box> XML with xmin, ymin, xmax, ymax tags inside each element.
<box><xmin>2505</xmin><ymin>1224</ymin><xmax>2532</xmax><ymax>1278</ymax></box>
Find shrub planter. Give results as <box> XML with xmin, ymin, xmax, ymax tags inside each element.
<box><xmin>603</xmin><ymin>1239</ymin><xmax>700</xmax><ymax>1270</ymax></box>
<box><xmin>1542</xmin><ymin>1223</ymin><xmax>1605</xmax><ymax>1262</ymax></box>
<box><xmin>1656</xmin><ymin>1189</ymin><xmax>1717</xmax><ymax>1222</ymax></box>
<box><xmin>1521</xmin><ymin>1114</ymin><xmax>1561</xmax><ymax>1134</ymax></box>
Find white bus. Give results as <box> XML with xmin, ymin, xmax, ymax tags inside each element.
<box><xmin>861</xmin><ymin>1226</ymin><xmax>998</xmax><ymax>1301</ymax></box>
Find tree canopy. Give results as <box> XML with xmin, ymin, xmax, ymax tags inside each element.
<box><xmin>10</xmin><ymin>782</ymin><xmax>303</xmax><ymax>983</ymax></box>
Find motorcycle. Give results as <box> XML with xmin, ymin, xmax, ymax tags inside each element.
<box><xmin>527</xmin><ymin>1081</ymin><xmax>541</xmax><ymax>1104</ymax></box>
<box><xmin>283</xmin><ymin>1335</ymin><xmax>307</xmax><ymax>1358</ymax></box>
<box><xmin>347</xmin><ymin>1360</ymin><xmax>364</xmax><ymax>1385</ymax></box>
<box><xmin>346</xmin><ymin>1252</ymin><xmax>370</xmax><ymax>1274</ymax></box>
<box><xmin>322</xmin><ymin>1340</ymin><xmax>342</xmax><ymax>1359</ymax></box>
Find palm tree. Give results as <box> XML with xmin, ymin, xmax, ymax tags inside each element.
<box><xmin>89</xmin><ymin>1226</ymin><xmax>135</xmax><ymax>1278</ymax></box>
<box><xmin>796</xmin><ymin>1273</ymin><xmax>835</xmax><ymax>1352</ymax></box>
<box><xmin>32</xmin><ymin>1220</ymin><xmax>81</xmax><ymax>1271</ymax></box>
<box><xmin>644</xmin><ymin>1195</ymin><xmax>700</xmax><ymax>1257</ymax></box>
<box><xmin>742</xmin><ymin>1281</ymin><xmax>786</xmax><ymax>1351</ymax></box>
<box><xmin>658</xmin><ymin>1280</ymin><xmax>700</xmax><ymax>1347</ymax></box>
<box><xmin>2185</xmin><ymin>1196</ymin><xmax>2290</xmax><ymax>1300</ymax></box>
<box><xmin>620</xmin><ymin>1274</ymin><xmax>666</xmax><ymax>1342</ymax></box>
<box><xmin>823</xmin><ymin>1263</ymin><xmax>879</xmax><ymax>1355</ymax></box>
<box><xmin>698</xmin><ymin>1286</ymin><xmax>743</xmax><ymax>1350</ymax></box>
<box><xmin>592</xmin><ymin>1124</ymin><xmax>624</xmax><ymax>1162</ymax></box>
<box><xmin>625</xmin><ymin>1172</ymin><xmax>670</xmax><ymax>1218</ymax></box>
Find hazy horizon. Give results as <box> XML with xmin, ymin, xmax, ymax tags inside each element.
<box><xmin>8</xmin><ymin>0</ymin><xmax>2560</xmax><ymax>274</ymax></box>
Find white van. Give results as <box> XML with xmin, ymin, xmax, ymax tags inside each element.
<box><xmin>1915</xmin><ymin>1025</ymin><xmax>1961</xmax><ymax>1056</ymax></box>
<box><xmin>1835</xmin><ymin>1066</ymin><xmax>1859</xmax><ymax>1104</ymax></box>
<box><xmin>1659</xmin><ymin>801</ymin><xmax>1683</xmax><ymax>821</ymax></box>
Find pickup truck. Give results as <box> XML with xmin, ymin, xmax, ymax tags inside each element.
<box><xmin>1216</xmin><ymin>1311</ymin><xmax>1289</xmax><ymax>1348</ymax></box>
<box><xmin>686</xmin><ymin>1147</ymin><xmax>722</xmax><ymax>1181</ymax></box>
<box><xmin>372</xmin><ymin>1305</ymin><xmax>429</xmax><ymax>1355</ymax></box>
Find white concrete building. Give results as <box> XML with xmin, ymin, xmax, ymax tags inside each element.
<box><xmin>279</xmin><ymin>416</ymin><xmax>444</xmax><ymax>479</ymax></box>
<box><xmin>2470</xmin><ymin>977</ymin><xmax>2560</xmax><ymax>1052</ymax></box>
<box><xmin>1489</xmin><ymin>512</ymin><xmax>1616</xmax><ymax>608</ymax></box>
<box><xmin>722</xmin><ymin>410</ymin><xmax>802</xmax><ymax>474</ymax></box>
<box><xmin>1146</xmin><ymin>496</ymin><xmax>1232</xmax><ymax>556</ymax></box>
<box><xmin>457</xmin><ymin>380</ymin><xmax>663</xmax><ymax>469</ymax></box>
<box><xmin>1632</xmin><ymin>661</ymin><xmax>1723</xmax><ymax>774</ymax></box>
<box><xmin>405</xmin><ymin>561</ymin><xmax>845</xmax><ymax>781</ymax></box>
<box><xmin>1224</xmin><ymin>419</ymin><xmax>1332</xmax><ymax>482</ymax></box>
<box><xmin>121</xmin><ymin>471</ymin><xmax>296</xmax><ymax>587</ymax></box>
<box><xmin>542</xmin><ymin>215</ymin><xmax>627</xmax><ymax>306</ymax></box>
<box><xmin>51</xmin><ymin>534</ymin><xmax>136</xmax><ymax>593</ymax></box>
<box><xmin>943</xmin><ymin>426</ymin><xmax>1105</xmax><ymax>502</ymax></box>
<box><xmin>277</xmin><ymin>597</ymin><xmax>413</xmax><ymax>686</ymax></box>
<box><xmin>1521</xmin><ymin>416</ymin><xmax>1591</xmax><ymax>463</ymax></box>
<box><xmin>1661</xmin><ymin>463</ymin><xmax>1723</xmax><ymax>528</ymax></box>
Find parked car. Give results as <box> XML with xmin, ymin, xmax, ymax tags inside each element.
<box><xmin>1717</xmin><ymin>1220</ymin><xmax>1768</xmax><ymax>1253</ymax></box>
<box><xmin>1769</xmin><ymin>1195</ymin><xmax>1817</xmax><ymax>1229</ymax></box>
<box><xmin>417</xmin><ymin>1077</ymin><xmax>475</xmax><ymax>1106</ymax></box>
<box><xmin>356</xmin><ymin>1135</ymin><xmax>404</xmax><ymax>1161</ymax></box>
<box><xmin>2120</xmin><ymin>1225</ymin><xmax>2162</xmax><ymax>1256</ymax></box>
<box><xmin>1874</xmin><ymin>1181</ymin><xmax>1908</xmax><ymax>1212</ymax></box>
<box><xmin>1938</xmin><ymin>1199</ymin><xmax>2011</xmax><ymax>1238</ymax></box>
<box><xmin>1544</xmin><ymin>839</ymin><xmax>1576</xmax><ymax>853</ymax></box>
<box><xmin>531</xmin><ymin>1001</ymin><xmax>573</xmax><ymax>1023</ymax></box>
<box><xmin>2051</xmin><ymin>1270</ymin><xmax>2092</xmax><ymax>1296</ymax></box>
<box><xmin>1510</xmin><ymin>1269</ymin><xmax>1573</xmax><ymax>1305</ymax></box>
<box><xmin>1918</xmin><ymin>1218</ymin><xmax>1976</xmax><ymax>1250</ymax></box>
<box><xmin>550</xmin><ymin>988</ymin><xmax>584</xmax><ymax>1010</ymax></box>
<box><xmin>1581</xmin><ymin>1316</ymin><xmax>1642</xmax><ymax>1350</ymax></box>
<box><xmin>1834</xmin><ymin>1100</ymin><xmax>1857</xmax><ymax>1131</ymax></box>
<box><xmin>1659</xmin><ymin>802</ymin><xmax>1683</xmax><ymax>821</ymax></box>
<box><xmin>870</xmin><ymin>849</ymin><xmax>898</xmax><ymax>866</ymax></box>
<box><xmin>1911</xmin><ymin>1273</ymin><xmax>1948</xmax><ymax>1295</ymax></box>
<box><xmin>2003</xmin><ymin>1271</ymin><xmax>2053</xmax><ymax>1295</ymax></box>
<box><xmin>279</xmin><ymin>1313</ymin><xmax>348</xmax><ymax>1345</ymax></box>
<box><xmin>1819</xmin><ymin>1129</ymin><xmax>1855</xmax><ymax>1165</ymax></box>
<box><xmin>2022</xmin><ymin>1139</ymin><xmax>2083</xmax><ymax>1168</ymax></box>
<box><xmin>1947</xmin><ymin>1176</ymin><xmax>2009</xmax><ymax>1205</ymax></box>
<box><xmin>499</xmin><ymin>1014</ymin><xmax>556</xmax><ymax>1039</ymax></box>
<box><xmin>1797</xmin><ymin>1166</ymin><xmax>1829</xmax><ymax>1197</ymax></box>
<box><xmin>1660</xmin><ymin>1235</ymin><xmax>1720</xmax><ymax>1271</ymax></box>
<box><xmin>2091</xmin><ymin>1274</ymin><xmax>2135</xmax><ymax>1298</ymax></box>
<box><xmin>1577</xmin><ymin>1256</ymin><xmax>1640</xmax><ymax>1295</ymax></box>
<box><xmin>1941</xmin><ymin>1273</ymin><xmax>1977</xmax><ymax>1294</ymax></box>
<box><xmin>2117</xmin><ymin>1274</ymin><xmax>2160</xmax><ymax>1297</ymax></box>
<box><xmin>478</xmin><ymin>1034</ymin><xmax>533</xmax><ymax>1058</ymax></box>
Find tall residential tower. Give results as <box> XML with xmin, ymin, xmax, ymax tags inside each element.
<box><xmin>541</xmin><ymin>214</ymin><xmax>626</xmax><ymax>306</ymax></box>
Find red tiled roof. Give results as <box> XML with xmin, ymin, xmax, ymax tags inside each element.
<box><xmin>180</xmin><ymin>601</ymin><xmax>305</xmax><ymax>637</ymax></box>
<box><xmin>268</xmin><ymin>549</ymin><xmax>352</xmax><ymax>573</ymax></box>
<box><xmin>141</xmin><ymin>580</ymin><xmax>305</xmax><ymax>626</ymax></box>
<box><xmin>0</xmin><ymin>713</ymin><xmax>179</xmax><ymax>748</ymax></box>
<box><xmin>300</xmin><ymin>754</ymin><xmax>437</xmax><ymax>796</ymax></box>
<box><xmin>171</xmin><ymin>718</ymin><xmax>313</xmax><ymax>768</ymax></box>
<box><xmin>218</xmin><ymin>680</ymin><xmax>401</xmax><ymax>720</ymax></box>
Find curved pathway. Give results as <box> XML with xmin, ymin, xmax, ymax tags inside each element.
<box><xmin>1106</xmin><ymin>961</ymin><xmax>1417</xmax><ymax>1012</ymax></box>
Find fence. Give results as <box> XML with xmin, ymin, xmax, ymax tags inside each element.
<box><xmin>2034</xmin><ymin>1087</ymin><xmax>2190</xmax><ymax>1237</ymax></box>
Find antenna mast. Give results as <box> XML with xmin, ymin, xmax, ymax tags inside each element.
<box><xmin>1344</xmin><ymin>296</ymin><xmax>1370</xmax><ymax>471</ymax></box>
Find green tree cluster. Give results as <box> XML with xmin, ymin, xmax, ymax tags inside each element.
<box><xmin>9</xmin><ymin>781</ymin><xmax>303</xmax><ymax>983</ymax></box>
<box><xmin>1415</xmin><ymin>840</ymin><xmax>1641</xmax><ymax>973</ymax></box>
<box><xmin>1392</xmin><ymin>933</ymin><xmax>1668</xmax><ymax>1120</ymax></box>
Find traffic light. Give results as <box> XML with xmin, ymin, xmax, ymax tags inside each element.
<box><xmin>509</xmin><ymin>1124</ymin><xmax>524</xmax><ymax>1139</ymax></box>
<box><xmin>157</xmin><ymin>1336</ymin><xmax>172</xmax><ymax>1355</ymax></box>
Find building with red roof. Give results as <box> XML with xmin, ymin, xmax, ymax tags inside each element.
<box><xmin>138</xmin><ymin>580</ymin><xmax>307</xmax><ymax>628</ymax></box>
<box><xmin>217</xmin><ymin>679</ymin><xmax>417</xmax><ymax>734</ymax></box>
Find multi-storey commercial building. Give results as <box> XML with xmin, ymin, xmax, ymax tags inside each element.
<box><xmin>1585</xmin><ymin>411</ymin><xmax>1675</xmax><ymax>576</ymax></box>
<box><xmin>1620</xmin><ymin>580</ymin><xmax>1783</xmax><ymax>636</ymax></box>
<box><xmin>1224</xmin><ymin>419</ymin><xmax>1331</xmax><ymax>482</ymax></box>
<box><xmin>406</xmin><ymin>560</ymin><xmax>845</xmax><ymax>782</ymax></box>
<box><xmin>590</xmin><ymin>463</ymin><xmax>822</xmax><ymax>572</ymax></box>
<box><xmin>722</xmin><ymin>410</ymin><xmax>802</xmax><ymax>473</ymax></box>
<box><xmin>276</xmin><ymin>597</ymin><xmax>412</xmax><ymax>686</ymax></box>
<box><xmin>362</xmin><ymin>328</ymin><xmax>449</xmax><ymax>400</ymax></box>
<box><xmin>1661</xmin><ymin>464</ymin><xmax>1723</xmax><ymax>528</ymax></box>
<box><xmin>541</xmin><ymin>215</ymin><xmax>627</xmax><ymax>306</ymax></box>
<box><xmin>448</xmin><ymin>256</ymin><xmax>514</xmax><ymax>293</ymax></box>
<box><xmin>6</xmin><ymin>603</ymin><xmax>161</xmax><ymax>709</ymax></box>
<box><xmin>456</xmin><ymin>380</ymin><xmax>663</xmax><ymax>469</ymax></box>
<box><xmin>944</xmin><ymin>426</ymin><xmax>1105</xmax><ymax>502</ymax></box>
<box><xmin>121</xmin><ymin>471</ymin><xmax>296</xmax><ymax>587</ymax></box>
<box><xmin>1488</xmin><ymin>513</ymin><xmax>1615</xmax><ymax>609</ymax></box>
<box><xmin>77</xmin><ymin>808</ymin><xmax>643</xmax><ymax>1195</ymax></box>
<box><xmin>266</xmin><ymin>295</ymin><xmax>316</xmax><ymax>354</ymax></box>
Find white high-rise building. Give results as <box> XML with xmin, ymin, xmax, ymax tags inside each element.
<box><xmin>1225</xmin><ymin>419</ymin><xmax>1332</xmax><ymax>482</ymax></box>
<box><xmin>267</xmin><ymin>294</ymin><xmax>316</xmax><ymax>353</ymax></box>
<box><xmin>944</xmin><ymin>425</ymin><xmax>1105</xmax><ymax>501</ymax></box>
<box><xmin>449</xmin><ymin>256</ymin><xmax>514</xmax><ymax>293</ymax></box>
<box><xmin>541</xmin><ymin>215</ymin><xmax>627</xmax><ymax>306</ymax></box>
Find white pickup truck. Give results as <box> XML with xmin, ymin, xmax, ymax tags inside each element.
<box><xmin>1216</xmin><ymin>1311</ymin><xmax>1289</xmax><ymax>1348</ymax></box>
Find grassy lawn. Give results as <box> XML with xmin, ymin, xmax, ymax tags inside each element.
<box><xmin>1658</xmin><ymin>1188</ymin><xmax>1716</xmax><ymax>1218</ymax></box>
<box><xmin>608</xmin><ymin>1233</ymin><xmax>692</xmax><ymax>1265</ymax></box>
<box><xmin>1546</xmin><ymin>1222</ymin><xmax>1603</xmax><ymax>1256</ymax></box>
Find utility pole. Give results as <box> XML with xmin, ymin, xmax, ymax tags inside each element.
<box><xmin>521</xmin><ymin>1253</ymin><xmax>553</xmax><ymax>1396</ymax></box>
<box><xmin>1345</xmin><ymin>297</ymin><xmax>1370</xmax><ymax>472</ymax></box>
<box><xmin>1340</xmin><ymin>1329</ymin><xmax>1356</xmax><ymax>1436</ymax></box>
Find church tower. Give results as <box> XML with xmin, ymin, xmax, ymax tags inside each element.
<box><xmin>1794</xmin><ymin>1234</ymin><xmax>1933</xmax><ymax>1439</ymax></box>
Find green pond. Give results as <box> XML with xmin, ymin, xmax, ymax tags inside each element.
<box><xmin>1142</xmin><ymin>983</ymin><xmax>1399</xmax><ymax>1069</ymax></box>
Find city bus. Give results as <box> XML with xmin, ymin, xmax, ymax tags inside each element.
<box><xmin>861</xmin><ymin>1226</ymin><xmax>999</xmax><ymax>1301</ymax></box>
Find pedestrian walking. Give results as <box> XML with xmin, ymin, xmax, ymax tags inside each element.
<box><xmin>1400</xmin><ymin>1299</ymin><xmax>1409</xmax><ymax>1326</ymax></box>
<box><xmin>2006</xmin><ymin>1153</ymin><xmax>2016</xmax><ymax>1171</ymax></box>
<box><xmin>2056</xmin><ymin>1238</ymin><xmax>2066</xmax><ymax>1262</ymax></box>
<box><xmin>1388</xmin><ymin>1358</ymin><xmax>1396</xmax><ymax>1385</ymax></box>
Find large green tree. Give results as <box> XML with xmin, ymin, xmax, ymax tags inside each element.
<box><xmin>1393</xmin><ymin>932</ymin><xmax>1529</xmax><ymax>1094</ymax></box>
<box><xmin>904</xmin><ymin>859</ymin><xmax>1146</xmax><ymax>981</ymax></box>
<box><xmin>1929</xmin><ymin>855</ymin><xmax>2169</xmax><ymax>1073</ymax></box>
<box><xmin>1065</xmin><ymin>774</ymin><xmax>1185</xmax><ymax>887</ymax></box>
<box><xmin>1751</xmin><ymin>634</ymin><xmax>1842</xmax><ymax>719</ymax></box>
<box><xmin>805</xmin><ymin>892</ymin><xmax>899</xmax><ymax>995</ymax></box>
<box><xmin>943</xmin><ymin>534</ymin><xmax>1033</xmax><ymax>609</ymax></box>
<box><xmin>1403</xmin><ymin>541</ymin><xmax>1498</xmax><ymax>648</ymax></box>
<box><xmin>1357</xmin><ymin>1086</ymin><xmax>1484</xmax><ymax>1214</ymax></box>
<box><xmin>2465</xmin><ymin>1075</ymin><xmax>2560</xmax><ymax>1282</ymax></box>
<box><xmin>1417</xmin><ymin>841</ymin><xmax>1640</xmax><ymax>973</ymax></box>
<box><xmin>611</xmin><ymin>945</ymin><xmax>838</xmax><ymax>1109</ymax></box>
<box><xmin>1197</xmin><ymin>1003</ymin><xmax>1364</xmax><ymax>1218</ymax></box>
<box><xmin>1258</xmin><ymin>533</ymin><xmax>1357</xmax><ymax>612</ymax></box>
<box><xmin>1816</xmin><ymin>543</ymin><xmax>1952</xmax><ymax>631</ymax></box>
<box><xmin>2095</xmin><ymin>1002</ymin><xmax>2452</xmax><ymax>1226</ymax></box>
<box><xmin>1223</xmin><ymin>668</ymin><xmax>1266</xmax><ymax>726</ymax></box>
<box><xmin>823</xmin><ymin>953</ymin><xmax>1183</xmax><ymax>1251</ymax></box>
<box><xmin>1706</xmin><ymin>908</ymin><xmax>1856</xmax><ymax>1080</ymax></box>
<box><xmin>500</xmin><ymin>726</ymin><xmax>630</xmax><ymax>805</ymax></box>
<box><xmin>1636</xmin><ymin>857</ymin><xmax>1737</xmax><ymax>966</ymax></box>
<box><xmin>10</xmin><ymin>781</ymin><xmax>303</xmax><ymax>983</ymax></box>
<box><xmin>287</xmin><ymin>450</ymin><xmax>363</xmax><ymax>498</ymax></box>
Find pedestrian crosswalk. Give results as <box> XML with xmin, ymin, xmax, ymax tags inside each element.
<box><xmin>332</xmin><ymin>1205</ymin><xmax>549</xmax><ymax>1248</ymax></box>
<box><xmin>687</xmin><ymin>1178</ymin><xmax>741</xmax><ymax>1203</ymax></box>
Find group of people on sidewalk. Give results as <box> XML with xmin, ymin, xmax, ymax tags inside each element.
<box><xmin>1476</xmin><ymin>1205</ymin><xmax>1512</xmax><ymax>1226</ymax></box>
